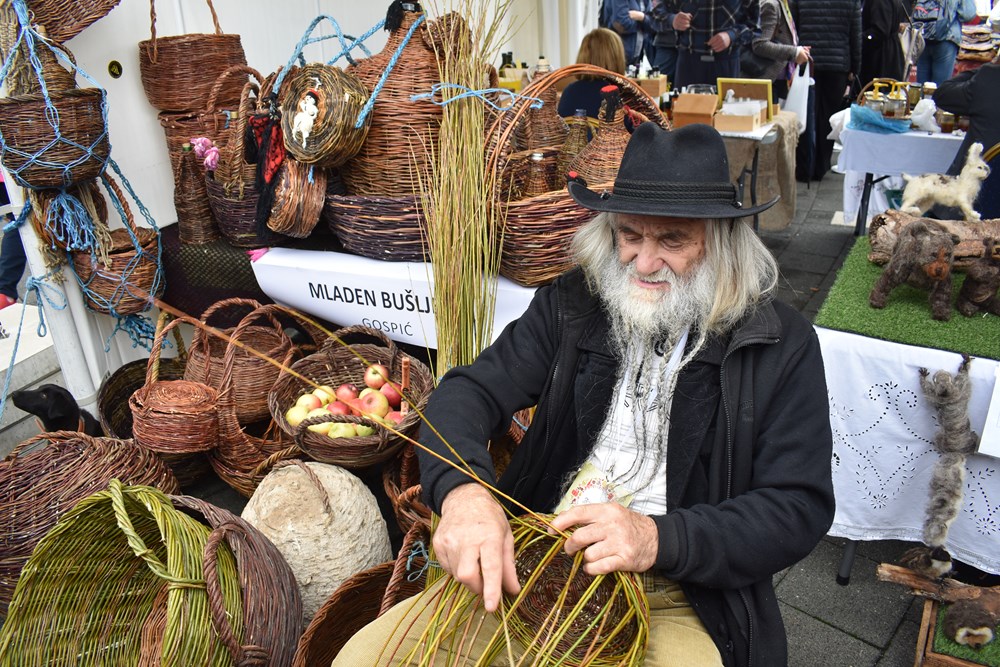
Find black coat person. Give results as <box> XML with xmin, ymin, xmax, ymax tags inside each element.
<box><xmin>860</xmin><ymin>0</ymin><xmax>907</xmax><ymax>85</ymax></box>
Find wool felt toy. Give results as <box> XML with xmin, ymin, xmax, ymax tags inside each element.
<box><xmin>942</xmin><ymin>597</ymin><xmax>999</xmax><ymax>648</ymax></box>
<box><xmin>957</xmin><ymin>237</ymin><xmax>1000</xmax><ymax>317</ymax></box>
<box><xmin>900</xmin><ymin>142</ymin><xmax>992</xmax><ymax>221</ymax></box>
<box><xmin>869</xmin><ymin>219</ymin><xmax>961</xmax><ymax>321</ymax></box>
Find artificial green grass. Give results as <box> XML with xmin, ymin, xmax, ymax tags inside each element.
<box><xmin>814</xmin><ymin>238</ymin><xmax>1000</xmax><ymax>361</ymax></box>
<box><xmin>932</xmin><ymin>603</ymin><xmax>1000</xmax><ymax>666</ymax></box>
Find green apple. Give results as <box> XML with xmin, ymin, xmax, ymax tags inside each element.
<box><xmin>305</xmin><ymin>408</ymin><xmax>333</xmax><ymax>434</ymax></box>
<box><xmin>285</xmin><ymin>404</ymin><xmax>310</xmax><ymax>427</ymax></box>
<box><xmin>312</xmin><ymin>385</ymin><xmax>337</xmax><ymax>404</ymax></box>
<box><xmin>354</xmin><ymin>424</ymin><xmax>376</xmax><ymax>437</ymax></box>
<box><xmin>327</xmin><ymin>422</ymin><xmax>358</xmax><ymax>439</ymax></box>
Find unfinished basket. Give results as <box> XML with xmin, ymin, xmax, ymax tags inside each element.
<box><xmin>138</xmin><ymin>0</ymin><xmax>247</xmax><ymax>112</ymax></box>
<box><xmin>0</xmin><ymin>481</ymin><xmax>243</xmax><ymax>664</ymax></box>
<box><xmin>171</xmin><ymin>494</ymin><xmax>304</xmax><ymax>667</ymax></box>
<box><xmin>184</xmin><ymin>297</ymin><xmax>294</xmax><ymax>425</ymax></box>
<box><xmin>267</xmin><ymin>325</ymin><xmax>434</xmax><ymax>469</ymax></box>
<box><xmin>0</xmin><ymin>431</ymin><xmax>178</xmax><ymax>616</ymax></box>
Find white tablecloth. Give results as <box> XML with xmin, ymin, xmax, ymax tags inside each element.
<box><xmin>817</xmin><ymin>327</ymin><xmax>1000</xmax><ymax>573</ymax></box>
<box><xmin>837</xmin><ymin>127</ymin><xmax>964</xmax><ymax>225</ymax></box>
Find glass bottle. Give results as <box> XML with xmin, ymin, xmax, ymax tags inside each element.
<box><xmin>499</xmin><ymin>52</ymin><xmax>514</xmax><ymax>73</ymax></box>
<box><xmin>557</xmin><ymin>109</ymin><xmax>590</xmax><ymax>182</ymax></box>
<box><xmin>522</xmin><ymin>151</ymin><xmax>550</xmax><ymax>198</ymax></box>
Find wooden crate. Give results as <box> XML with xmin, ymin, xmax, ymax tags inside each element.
<box><xmin>914</xmin><ymin>599</ymin><xmax>992</xmax><ymax>667</ymax></box>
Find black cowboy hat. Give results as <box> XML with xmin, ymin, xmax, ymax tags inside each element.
<box><xmin>567</xmin><ymin>122</ymin><xmax>779</xmax><ymax>219</ymax></box>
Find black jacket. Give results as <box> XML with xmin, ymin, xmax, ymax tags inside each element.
<box><xmin>419</xmin><ymin>268</ymin><xmax>835</xmax><ymax>667</ymax></box>
<box><xmin>794</xmin><ymin>0</ymin><xmax>863</xmax><ymax>73</ymax></box>
<box><xmin>934</xmin><ymin>63</ymin><xmax>1000</xmax><ymax>175</ymax></box>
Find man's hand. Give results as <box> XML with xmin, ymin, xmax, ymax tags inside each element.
<box><xmin>706</xmin><ymin>31</ymin><xmax>732</xmax><ymax>52</ymax></box>
<box><xmin>432</xmin><ymin>483</ymin><xmax>520</xmax><ymax>612</ymax></box>
<box><xmin>672</xmin><ymin>11</ymin><xmax>693</xmax><ymax>30</ymax></box>
<box><xmin>550</xmin><ymin>503</ymin><xmax>658</xmax><ymax>575</ymax></box>
<box><xmin>628</xmin><ymin>9</ymin><xmax>646</xmax><ymax>21</ymax></box>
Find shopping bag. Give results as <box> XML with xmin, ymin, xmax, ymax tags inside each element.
<box><xmin>783</xmin><ymin>62</ymin><xmax>813</xmax><ymax>135</ymax></box>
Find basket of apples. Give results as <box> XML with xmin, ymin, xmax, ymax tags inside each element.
<box><xmin>267</xmin><ymin>325</ymin><xmax>434</xmax><ymax>468</ymax></box>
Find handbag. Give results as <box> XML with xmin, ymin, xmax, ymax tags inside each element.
<box><xmin>782</xmin><ymin>61</ymin><xmax>813</xmax><ymax>134</ymax></box>
<box><xmin>740</xmin><ymin>46</ymin><xmax>776</xmax><ymax>78</ymax></box>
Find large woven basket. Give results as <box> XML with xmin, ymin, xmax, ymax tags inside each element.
<box><xmin>0</xmin><ymin>481</ymin><xmax>243</xmax><ymax>665</ymax></box>
<box><xmin>323</xmin><ymin>192</ymin><xmax>428</xmax><ymax>262</ymax></box>
<box><xmin>292</xmin><ymin>524</ymin><xmax>429</xmax><ymax>667</ymax></box>
<box><xmin>267</xmin><ymin>325</ymin><xmax>434</xmax><ymax>469</ymax></box>
<box><xmin>0</xmin><ymin>87</ymin><xmax>110</xmax><ymax>190</ymax></box>
<box><xmin>24</xmin><ymin>0</ymin><xmax>121</xmax><ymax>43</ymax></box>
<box><xmin>184</xmin><ymin>297</ymin><xmax>294</xmax><ymax>425</ymax></box>
<box><xmin>0</xmin><ymin>432</ymin><xmax>178</xmax><ymax>616</ymax></box>
<box><xmin>138</xmin><ymin>0</ymin><xmax>247</xmax><ymax>113</ymax></box>
<box><xmin>171</xmin><ymin>494</ymin><xmax>304</xmax><ymax>666</ymax></box>
<box><xmin>488</xmin><ymin>64</ymin><xmax>668</xmax><ymax>287</ymax></box>
<box><xmin>69</xmin><ymin>173</ymin><xmax>162</xmax><ymax>315</ymax></box>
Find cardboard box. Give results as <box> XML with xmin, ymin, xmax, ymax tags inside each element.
<box><xmin>672</xmin><ymin>93</ymin><xmax>718</xmax><ymax>128</ymax></box>
<box><xmin>713</xmin><ymin>111</ymin><xmax>761</xmax><ymax>132</ymax></box>
<box><xmin>629</xmin><ymin>74</ymin><xmax>668</xmax><ymax>99</ymax></box>
<box><xmin>716</xmin><ymin>78</ymin><xmax>773</xmax><ymax>123</ymax></box>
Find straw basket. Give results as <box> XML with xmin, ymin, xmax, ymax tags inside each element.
<box><xmin>171</xmin><ymin>494</ymin><xmax>304</xmax><ymax>666</ymax></box>
<box><xmin>323</xmin><ymin>192</ymin><xmax>428</xmax><ymax>262</ymax></box>
<box><xmin>138</xmin><ymin>0</ymin><xmax>247</xmax><ymax>112</ymax></box>
<box><xmin>292</xmin><ymin>525</ymin><xmax>429</xmax><ymax>667</ymax></box>
<box><xmin>24</xmin><ymin>0</ymin><xmax>122</xmax><ymax>44</ymax></box>
<box><xmin>267</xmin><ymin>159</ymin><xmax>327</xmax><ymax>238</ymax></box>
<box><xmin>130</xmin><ymin>315</ymin><xmax>220</xmax><ymax>456</ymax></box>
<box><xmin>0</xmin><ymin>87</ymin><xmax>110</xmax><ymax>189</ymax></box>
<box><xmin>267</xmin><ymin>325</ymin><xmax>434</xmax><ymax>469</ymax></box>
<box><xmin>69</xmin><ymin>173</ymin><xmax>162</xmax><ymax>315</ymax></box>
<box><xmin>0</xmin><ymin>481</ymin><xmax>243</xmax><ymax>664</ymax></box>
<box><xmin>184</xmin><ymin>298</ymin><xmax>294</xmax><ymax>425</ymax></box>
<box><xmin>279</xmin><ymin>63</ymin><xmax>371</xmax><ymax>169</ymax></box>
<box><xmin>488</xmin><ymin>64</ymin><xmax>668</xmax><ymax>287</ymax></box>
<box><xmin>0</xmin><ymin>432</ymin><xmax>178</xmax><ymax>615</ymax></box>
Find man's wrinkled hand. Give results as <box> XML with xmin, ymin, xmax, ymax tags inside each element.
<box><xmin>706</xmin><ymin>31</ymin><xmax>732</xmax><ymax>52</ymax></box>
<box><xmin>432</xmin><ymin>483</ymin><xmax>520</xmax><ymax>612</ymax></box>
<box><xmin>673</xmin><ymin>11</ymin><xmax>693</xmax><ymax>30</ymax></box>
<box><xmin>550</xmin><ymin>503</ymin><xmax>658</xmax><ymax>575</ymax></box>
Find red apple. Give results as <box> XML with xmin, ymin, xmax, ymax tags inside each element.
<box><xmin>364</xmin><ymin>363</ymin><xmax>390</xmax><ymax>389</ymax></box>
<box><xmin>385</xmin><ymin>410</ymin><xmax>404</xmax><ymax>425</ymax></box>
<box><xmin>327</xmin><ymin>400</ymin><xmax>351</xmax><ymax>415</ymax></box>
<box><xmin>358</xmin><ymin>389</ymin><xmax>391</xmax><ymax>418</ymax></box>
<box><xmin>344</xmin><ymin>397</ymin><xmax>364</xmax><ymax>416</ymax></box>
<box><xmin>296</xmin><ymin>393</ymin><xmax>323</xmax><ymax>411</ymax></box>
<box><xmin>380</xmin><ymin>382</ymin><xmax>402</xmax><ymax>409</ymax></box>
<box><xmin>358</xmin><ymin>387</ymin><xmax>377</xmax><ymax>400</ymax></box>
<box><xmin>335</xmin><ymin>383</ymin><xmax>359</xmax><ymax>403</ymax></box>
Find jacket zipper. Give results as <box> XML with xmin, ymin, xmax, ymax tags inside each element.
<box><xmin>719</xmin><ymin>334</ymin><xmax>777</xmax><ymax>667</ymax></box>
<box><xmin>542</xmin><ymin>297</ymin><xmax>565</xmax><ymax>486</ymax></box>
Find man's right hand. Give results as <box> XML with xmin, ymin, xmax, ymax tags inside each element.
<box><xmin>432</xmin><ymin>483</ymin><xmax>521</xmax><ymax>612</ymax></box>
<box><xmin>672</xmin><ymin>11</ymin><xmax>693</xmax><ymax>30</ymax></box>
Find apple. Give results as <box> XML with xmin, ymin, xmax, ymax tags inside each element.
<box><xmin>358</xmin><ymin>389</ymin><xmax>390</xmax><ymax>418</ymax></box>
<box><xmin>312</xmin><ymin>385</ymin><xmax>336</xmax><ymax>404</ymax></box>
<box><xmin>285</xmin><ymin>404</ymin><xmax>310</xmax><ymax>427</ymax></box>
<box><xmin>344</xmin><ymin>397</ymin><xmax>364</xmax><ymax>416</ymax></box>
<box><xmin>380</xmin><ymin>382</ymin><xmax>402</xmax><ymax>409</ymax></box>
<box><xmin>295</xmin><ymin>393</ymin><xmax>323</xmax><ymax>411</ymax></box>
<box><xmin>335</xmin><ymin>383</ymin><xmax>359</xmax><ymax>403</ymax></box>
<box><xmin>305</xmin><ymin>408</ymin><xmax>333</xmax><ymax>434</ymax></box>
<box><xmin>354</xmin><ymin>424</ymin><xmax>376</xmax><ymax>437</ymax></box>
<box><xmin>385</xmin><ymin>410</ymin><xmax>404</xmax><ymax>425</ymax></box>
<box><xmin>327</xmin><ymin>422</ymin><xmax>358</xmax><ymax>439</ymax></box>
<box><xmin>364</xmin><ymin>363</ymin><xmax>390</xmax><ymax>389</ymax></box>
<box><xmin>327</xmin><ymin>400</ymin><xmax>351</xmax><ymax>415</ymax></box>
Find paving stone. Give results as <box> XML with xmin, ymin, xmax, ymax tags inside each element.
<box><xmin>782</xmin><ymin>602</ymin><xmax>883</xmax><ymax>667</ymax></box>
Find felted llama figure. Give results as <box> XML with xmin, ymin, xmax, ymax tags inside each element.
<box><xmin>900</xmin><ymin>142</ymin><xmax>991</xmax><ymax>221</ymax></box>
<box><xmin>869</xmin><ymin>219</ymin><xmax>960</xmax><ymax>320</ymax></box>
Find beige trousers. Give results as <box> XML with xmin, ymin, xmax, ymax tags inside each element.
<box><xmin>332</xmin><ymin>573</ymin><xmax>723</xmax><ymax>666</ymax></box>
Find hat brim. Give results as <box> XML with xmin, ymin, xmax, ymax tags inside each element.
<box><xmin>567</xmin><ymin>179</ymin><xmax>779</xmax><ymax>219</ymax></box>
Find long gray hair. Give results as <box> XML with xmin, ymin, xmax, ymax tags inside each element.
<box><xmin>571</xmin><ymin>212</ymin><xmax>779</xmax><ymax>334</ymax></box>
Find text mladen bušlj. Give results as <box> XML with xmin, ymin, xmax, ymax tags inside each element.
<box><xmin>308</xmin><ymin>283</ymin><xmax>432</xmax><ymax>313</ymax></box>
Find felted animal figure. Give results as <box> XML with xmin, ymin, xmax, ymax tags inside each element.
<box><xmin>942</xmin><ymin>598</ymin><xmax>999</xmax><ymax>648</ymax></box>
<box><xmin>11</xmin><ymin>383</ymin><xmax>102</xmax><ymax>436</ymax></box>
<box><xmin>957</xmin><ymin>237</ymin><xmax>1000</xmax><ymax>317</ymax></box>
<box><xmin>869</xmin><ymin>219</ymin><xmax>961</xmax><ymax>321</ymax></box>
<box><xmin>918</xmin><ymin>354</ymin><xmax>980</xmax><ymax>456</ymax></box>
<box><xmin>899</xmin><ymin>142</ymin><xmax>991</xmax><ymax>221</ymax></box>
<box><xmin>897</xmin><ymin>545</ymin><xmax>954</xmax><ymax>579</ymax></box>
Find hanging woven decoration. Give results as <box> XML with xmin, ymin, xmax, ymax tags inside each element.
<box><xmin>267</xmin><ymin>159</ymin><xmax>327</xmax><ymax>238</ymax></box>
<box><xmin>24</xmin><ymin>0</ymin><xmax>122</xmax><ymax>44</ymax></box>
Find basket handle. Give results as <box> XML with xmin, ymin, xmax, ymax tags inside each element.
<box><xmin>320</xmin><ymin>324</ymin><xmax>399</xmax><ymax>360</ymax></box>
<box><xmin>249</xmin><ymin>445</ymin><xmax>303</xmax><ymax>479</ymax></box>
<box><xmin>5</xmin><ymin>430</ymin><xmax>88</xmax><ymax>459</ymax></box>
<box><xmin>148</xmin><ymin>0</ymin><xmax>224</xmax><ymax>58</ymax></box>
<box><xmin>215</xmin><ymin>79</ymin><xmax>258</xmax><ymax>194</ymax></box>
<box><xmin>212</xmin><ymin>302</ymin><xmax>293</xmax><ymax>399</ymax></box>
<box><xmin>202</xmin><ymin>522</ymin><xmax>271</xmax><ymax>666</ymax></box>
<box><xmin>189</xmin><ymin>298</ymin><xmax>269</xmax><ymax>374</ymax></box>
<box><xmin>145</xmin><ymin>314</ymin><xmax>200</xmax><ymax>386</ymax></box>
<box><xmin>379</xmin><ymin>521</ymin><xmax>430</xmax><ymax>616</ymax></box>
<box><xmin>272</xmin><ymin>459</ymin><xmax>335</xmax><ymax>515</ymax></box>
<box><xmin>204</xmin><ymin>64</ymin><xmax>263</xmax><ymax>115</ymax></box>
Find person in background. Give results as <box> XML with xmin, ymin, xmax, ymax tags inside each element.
<box><xmin>602</xmin><ymin>0</ymin><xmax>649</xmax><ymax>68</ymax></box>
<box><xmin>0</xmin><ymin>175</ymin><xmax>24</xmax><ymax>311</ymax></box>
<box><xmin>665</xmin><ymin>0</ymin><xmax>760</xmax><ymax>90</ymax></box>
<box><xmin>933</xmin><ymin>49</ymin><xmax>1000</xmax><ymax>175</ymax></box>
<box><xmin>794</xmin><ymin>0</ymin><xmax>862</xmax><ymax>180</ymax></box>
<box><xmin>641</xmin><ymin>0</ymin><xmax>659</xmax><ymax>68</ymax></box>
<box><xmin>649</xmin><ymin>0</ymin><xmax>680</xmax><ymax>83</ymax></box>
<box><xmin>558</xmin><ymin>27</ymin><xmax>628</xmax><ymax>120</ymax></box>
<box><xmin>915</xmin><ymin>0</ymin><xmax>977</xmax><ymax>84</ymax></box>
<box><xmin>751</xmin><ymin>0</ymin><xmax>811</xmax><ymax>101</ymax></box>
<box><xmin>859</xmin><ymin>0</ymin><xmax>908</xmax><ymax>85</ymax></box>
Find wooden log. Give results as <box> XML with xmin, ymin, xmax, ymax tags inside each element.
<box><xmin>877</xmin><ymin>564</ymin><xmax>1000</xmax><ymax>609</ymax></box>
<box><xmin>867</xmin><ymin>210</ymin><xmax>1000</xmax><ymax>269</ymax></box>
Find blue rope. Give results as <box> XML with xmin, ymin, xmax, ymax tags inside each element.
<box><xmin>46</xmin><ymin>190</ymin><xmax>99</xmax><ymax>252</ymax></box>
<box><xmin>405</xmin><ymin>540</ymin><xmax>440</xmax><ymax>582</ymax></box>
<box><xmin>273</xmin><ymin>15</ymin><xmax>379</xmax><ymax>94</ymax></box>
<box><xmin>0</xmin><ymin>0</ymin><xmax>112</xmax><ymax>190</ymax></box>
<box><xmin>354</xmin><ymin>14</ymin><xmax>426</xmax><ymax>129</ymax></box>
<box><xmin>411</xmin><ymin>83</ymin><xmax>543</xmax><ymax>112</ymax></box>
<box><xmin>0</xmin><ymin>271</ymin><xmax>67</xmax><ymax>423</ymax></box>
<box><xmin>106</xmin><ymin>313</ymin><xmax>156</xmax><ymax>352</ymax></box>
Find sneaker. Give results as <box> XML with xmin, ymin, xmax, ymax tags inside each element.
<box><xmin>0</xmin><ymin>294</ymin><xmax>16</xmax><ymax>310</ymax></box>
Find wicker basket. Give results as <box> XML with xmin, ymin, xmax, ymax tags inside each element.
<box><xmin>130</xmin><ymin>315</ymin><xmax>220</xmax><ymax>456</ymax></box>
<box><xmin>184</xmin><ymin>298</ymin><xmax>294</xmax><ymax>425</ymax></box>
<box><xmin>27</xmin><ymin>179</ymin><xmax>108</xmax><ymax>252</ymax></box>
<box><xmin>511</xmin><ymin>84</ymin><xmax>568</xmax><ymax>152</ymax></box>
<box><xmin>487</xmin><ymin>64</ymin><xmax>668</xmax><ymax>287</ymax></box>
<box><xmin>24</xmin><ymin>0</ymin><xmax>122</xmax><ymax>44</ymax></box>
<box><xmin>267</xmin><ymin>159</ymin><xmax>327</xmax><ymax>239</ymax></box>
<box><xmin>0</xmin><ymin>87</ymin><xmax>110</xmax><ymax>189</ymax></box>
<box><xmin>279</xmin><ymin>63</ymin><xmax>371</xmax><ymax>169</ymax></box>
<box><xmin>292</xmin><ymin>527</ymin><xmax>428</xmax><ymax>667</ymax></box>
<box><xmin>69</xmin><ymin>173</ymin><xmax>162</xmax><ymax>315</ymax></box>
<box><xmin>171</xmin><ymin>494</ymin><xmax>304</xmax><ymax>666</ymax></box>
<box><xmin>567</xmin><ymin>86</ymin><xmax>632</xmax><ymax>187</ymax></box>
<box><xmin>206</xmin><ymin>173</ymin><xmax>287</xmax><ymax>249</ymax></box>
<box><xmin>0</xmin><ymin>481</ymin><xmax>243</xmax><ymax>664</ymax></box>
<box><xmin>0</xmin><ymin>432</ymin><xmax>179</xmax><ymax>616</ymax></box>
<box><xmin>323</xmin><ymin>192</ymin><xmax>428</xmax><ymax>262</ymax></box>
<box><xmin>138</xmin><ymin>0</ymin><xmax>247</xmax><ymax>113</ymax></box>
<box><xmin>267</xmin><ymin>325</ymin><xmax>434</xmax><ymax>469</ymax></box>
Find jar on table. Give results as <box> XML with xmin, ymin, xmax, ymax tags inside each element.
<box><xmin>921</xmin><ymin>82</ymin><xmax>937</xmax><ymax>100</ymax></box>
<box><xmin>936</xmin><ymin>110</ymin><xmax>956</xmax><ymax>134</ymax></box>
<box><xmin>906</xmin><ymin>83</ymin><xmax>922</xmax><ymax>110</ymax></box>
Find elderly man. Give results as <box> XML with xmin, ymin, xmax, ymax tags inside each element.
<box><xmin>334</xmin><ymin>123</ymin><xmax>835</xmax><ymax>667</ymax></box>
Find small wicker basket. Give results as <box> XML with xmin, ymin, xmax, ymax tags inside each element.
<box><xmin>24</xmin><ymin>0</ymin><xmax>122</xmax><ymax>44</ymax></box>
<box><xmin>323</xmin><ymin>192</ymin><xmax>428</xmax><ymax>262</ymax></box>
<box><xmin>267</xmin><ymin>159</ymin><xmax>328</xmax><ymax>239</ymax></box>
